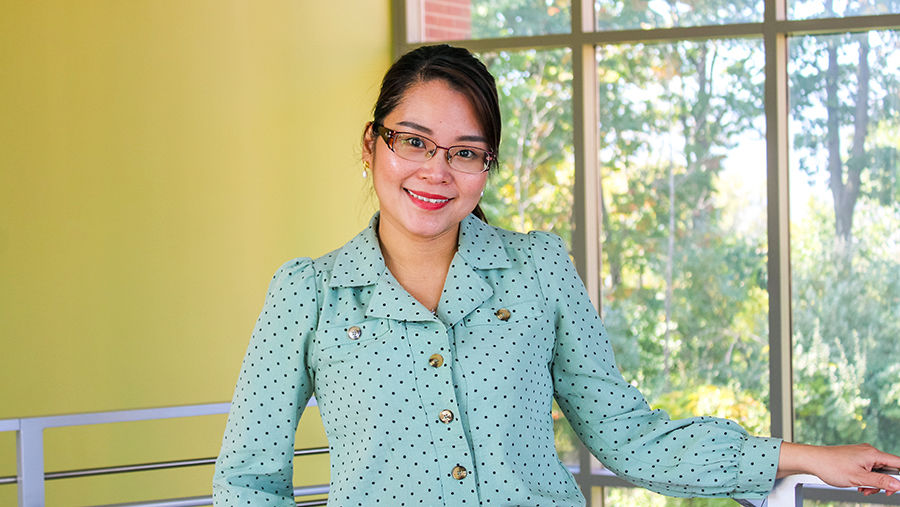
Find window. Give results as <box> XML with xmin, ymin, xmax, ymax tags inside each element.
<box><xmin>789</xmin><ymin>30</ymin><xmax>900</xmax><ymax>454</ymax></box>
<box><xmin>395</xmin><ymin>1</ymin><xmax>900</xmax><ymax>504</ymax></box>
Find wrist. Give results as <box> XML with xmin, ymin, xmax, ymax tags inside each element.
<box><xmin>777</xmin><ymin>441</ymin><xmax>822</xmax><ymax>478</ymax></box>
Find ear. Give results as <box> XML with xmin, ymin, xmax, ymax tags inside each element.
<box><xmin>362</xmin><ymin>122</ymin><xmax>376</xmax><ymax>167</ymax></box>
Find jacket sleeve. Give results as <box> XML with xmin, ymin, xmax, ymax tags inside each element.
<box><xmin>213</xmin><ymin>258</ymin><xmax>318</xmax><ymax>506</ymax></box>
<box><xmin>529</xmin><ymin>231</ymin><xmax>780</xmax><ymax>499</ymax></box>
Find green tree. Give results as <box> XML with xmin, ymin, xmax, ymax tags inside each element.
<box><xmin>596</xmin><ymin>0</ymin><xmax>761</xmax><ymax>29</ymax></box>
<box><xmin>789</xmin><ymin>18</ymin><xmax>900</xmax><ymax>454</ymax></box>
<box><xmin>479</xmin><ymin>48</ymin><xmax>575</xmax><ymax>244</ymax></box>
<box><xmin>465</xmin><ymin>0</ymin><xmax>900</xmax><ymax>503</ymax></box>
<box><xmin>596</xmin><ymin>39</ymin><xmax>770</xmax><ymax>409</ymax></box>
<box><xmin>471</xmin><ymin>0</ymin><xmax>569</xmax><ymax>38</ymax></box>
<box><xmin>790</xmin><ymin>29</ymin><xmax>900</xmax><ymax>243</ymax></box>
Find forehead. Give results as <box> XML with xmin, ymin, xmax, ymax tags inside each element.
<box><xmin>387</xmin><ymin>80</ymin><xmax>484</xmax><ymax>137</ymax></box>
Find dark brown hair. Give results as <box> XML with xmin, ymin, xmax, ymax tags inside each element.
<box><xmin>368</xmin><ymin>44</ymin><xmax>500</xmax><ymax>222</ymax></box>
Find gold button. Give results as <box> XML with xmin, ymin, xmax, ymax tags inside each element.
<box><xmin>347</xmin><ymin>326</ymin><xmax>362</xmax><ymax>340</ymax></box>
<box><xmin>428</xmin><ymin>354</ymin><xmax>444</xmax><ymax>367</ymax></box>
<box><xmin>439</xmin><ymin>409</ymin><xmax>454</xmax><ymax>423</ymax></box>
<box><xmin>452</xmin><ymin>465</ymin><xmax>468</xmax><ymax>480</ymax></box>
<box><xmin>495</xmin><ymin>308</ymin><xmax>511</xmax><ymax>321</ymax></box>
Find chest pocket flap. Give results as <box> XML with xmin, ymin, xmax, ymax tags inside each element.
<box><xmin>462</xmin><ymin>300</ymin><xmax>544</xmax><ymax>327</ymax></box>
<box><xmin>315</xmin><ymin>318</ymin><xmax>392</xmax><ymax>362</ymax></box>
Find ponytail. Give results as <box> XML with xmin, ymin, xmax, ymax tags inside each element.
<box><xmin>472</xmin><ymin>204</ymin><xmax>488</xmax><ymax>224</ymax></box>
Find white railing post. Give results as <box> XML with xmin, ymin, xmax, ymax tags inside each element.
<box><xmin>764</xmin><ymin>473</ymin><xmax>900</xmax><ymax>507</ymax></box>
<box><xmin>17</xmin><ymin>419</ymin><xmax>46</xmax><ymax>507</ymax></box>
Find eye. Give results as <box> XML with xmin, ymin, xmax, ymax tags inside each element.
<box><xmin>399</xmin><ymin>134</ymin><xmax>428</xmax><ymax>150</ymax></box>
<box><xmin>454</xmin><ymin>148</ymin><xmax>480</xmax><ymax>160</ymax></box>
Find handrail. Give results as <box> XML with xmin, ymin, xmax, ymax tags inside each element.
<box><xmin>4</xmin><ymin>402</ymin><xmax>899</xmax><ymax>506</ymax></box>
<box><xmin>0</xmin><ymin>447</ymin><xmax>330</xmax><ymax>484</ymax></box>
<box><xmin>767</xmin><ymin>473</ymin><xmax>900</xmax><ymax>507</ymax></box>
<box><xmin>95</xmin><ymin>485</ymin><xmax>330</xmax><ymax>507</ymax></box>
<box><xmin>0</xmin><ymin>400</ymin><xmax>322</xmax><ymax>507</ymax></box>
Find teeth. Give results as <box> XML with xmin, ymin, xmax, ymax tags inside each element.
<box><xmin>408</xmin><ymin>190</ymin><xmax>450</xmax><ymax>204</ymax></box>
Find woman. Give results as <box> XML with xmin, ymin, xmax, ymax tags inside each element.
<box><xmin>214</xmin><ymin>44</ymin><xmax>900</xmax><ymax>506</ymax></box>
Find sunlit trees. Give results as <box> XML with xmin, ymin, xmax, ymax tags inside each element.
<box><xmin>442</xmin><ymin>0</ymin><xmax>900</xmax><ymax>503</ymax></box>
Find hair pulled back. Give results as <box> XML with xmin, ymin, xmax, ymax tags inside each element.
<box><xmin>370</xmin><ymin>45</ymin><xmax>501</xmax><ymax>222</ymax></box>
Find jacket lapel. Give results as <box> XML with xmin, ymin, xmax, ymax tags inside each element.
<box><xmin>435</xmin><ymin>215</ymin><xmax>511</xmax><ymax>327</ymax></box>
<box><xmin>328</xmin><ymin>213</ymin><xmax>512</xmax><ymax>326</ymax></box>
<box><xmin>365</xmin><ymin>269</ymin><xmax>437</xmax><ymax>322</ymax></box>
<box><xmin>328</xmin><ymin>214</ymin><xmax>436</xmax><ymax>322</ymax></box>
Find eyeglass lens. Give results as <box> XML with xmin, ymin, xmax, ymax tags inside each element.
<box><xmin>379</xmin><ymin>125</ymin><xmax>491</xmax><ymax>173</ymax></box>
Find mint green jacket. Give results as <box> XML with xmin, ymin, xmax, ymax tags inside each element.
<box><xmin>213</xmin><ymin>213</ymin><xmax>781</xmax><ymax>506</ymax></box>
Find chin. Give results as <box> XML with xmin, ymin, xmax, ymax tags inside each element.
<box><xmin>402</xmin><ymin>212</ymin><xmax>460</xmax><ymax>238</ymax></box>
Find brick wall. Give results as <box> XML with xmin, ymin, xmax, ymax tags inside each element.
<box><xmin>423</xmin><ymin>0</ymin><xmax>472</xmax><ymax>41</ymax></box>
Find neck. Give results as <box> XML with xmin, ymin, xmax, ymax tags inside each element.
<box><xmin>377</xmin><ymin>216</ymin><xmax>459</xmax><ymax>311</ymax></box>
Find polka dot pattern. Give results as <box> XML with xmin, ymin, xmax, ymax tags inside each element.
<box><xmin>213</xmin><ymin>214</ymin><xmax>781</xmax><ymax>506</ymax></box>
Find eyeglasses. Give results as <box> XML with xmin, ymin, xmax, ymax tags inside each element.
<box><xmin>372</xmin><ymin>122</ymin><xmax>496</xmax><ymax>174</ymax></box>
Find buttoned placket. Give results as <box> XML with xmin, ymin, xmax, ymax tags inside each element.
<box><xmin>358</xmin><ymin>267</ymin><xmax>481</xmax><ymax>505</ymax></box>
<box><xmin>326</xmin><ymin>213</ymin><xmax>513</xmax><ymax>505</ymax></box>
<box><xmin>403</xmin><ymin>314</ymin><xmax>479</xmax><ymax>504</ymax></box>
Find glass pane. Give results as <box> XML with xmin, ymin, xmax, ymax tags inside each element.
<box><xmin>477</xmin><ymin>48</ymin><xmax>576</xmax><ymax>466</ymax></box>
<box><xmin>412</xmin><ymin>0</ymin><xmax>571</xmax><ymax>42</ymax></box>
<box><xmin>805</xmin><ymin>500</ymin><xmax>892</xmax><ymax>507</ymax></box>
<box><xmin>596</xmin><ymin>40</ymin><xmax>770</xmax><ymax>439</ymax></box>
<box><xmin>790</xmin><ymin>0</ymin><xmax>900</xmax><ymax>20</ymax></box>
<box><xmin>789</xmin><ymin>31</ymin><xmax>900</xmax><ymax>452</ymax></box>
<box><xmin>601</xmin><ymin>487</ymin><xmax>737</xmax><ymax>506</ymax></box>
<box><xmin>596</xmin><ymin>0</ymin><xmax>763</xmax><ymax>30</ymax></box>
<box><xmin>479</xmin><ymin>48</ymin><xmax>574</xmax><ymax>245</ymax></box>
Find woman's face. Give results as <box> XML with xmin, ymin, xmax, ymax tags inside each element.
<box><xmin>363</xmin><ymin>79</ymin><xmax>489</xmax><ymax>244</ymax></box>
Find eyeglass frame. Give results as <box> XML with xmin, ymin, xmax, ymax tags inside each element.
<box><xmin>371</xmin><ymin>122</ymin><xmax>497</xmax><ymax>174</ymax></box>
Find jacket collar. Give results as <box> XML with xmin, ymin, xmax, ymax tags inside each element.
<box><xmin>327</xmin><ymin>213</ymin><xmax>511</xmax><ymax>325</ymax></box>
<box><xmin>327</xmin><ymin>214</ymin><xmax>386</xmax><ymax>289</ymax></box>
<box><xmin>328</xmin><ymin>213</ymin><xmax>510</xmax><ymax>289</ymax></box>
<box><xmin>456</xmin><ymin>212</ymin><xmax>512</xmax><ymax>270</ymax></box>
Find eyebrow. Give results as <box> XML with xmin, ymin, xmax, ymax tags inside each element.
<box><xmin>395</xmin><ymin>120</ymin><xmax>488</xmax><ymax>145</ymax></box>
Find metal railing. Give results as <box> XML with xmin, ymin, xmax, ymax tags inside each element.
<box><xmin>3</xmin><ymin>402</ymin><xmax>898</xmax><ymax>506</ymax></box>
<box><xmin>735</xmin><ymin>472</ymin><xmax>900</xmax><ymax>507</ymax></box>
<box><xmin>0</xmin><ymin>401</ymin><xmax>327</xmax><ymax>507</ymax></box>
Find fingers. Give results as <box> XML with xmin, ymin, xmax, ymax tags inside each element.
<box><xmin>881</xmin><ymin>451</ymin><xmax>900</xmax><ymax>469</ymax></box>
<box><xmin>859</xmin><ymin>470</ymin><xmax>900</xmax><ymax>495</ymax></box>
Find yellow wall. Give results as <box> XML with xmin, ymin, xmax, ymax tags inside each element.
<box><xmin>0</xmin><ymin>1</ymin><xmax>390</xmax><ymax>504</ymax></box>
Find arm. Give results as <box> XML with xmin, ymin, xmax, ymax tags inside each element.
<box><xmin>530</xmin><ymin>231</ymin><xmax>780</xmax><ymax>498</ymax></box>
<box><xmin>213</xmin><ymin>258</ymin><xmax>318</xmax><ymax>506</ymax></box>
<box><xmin>778</xmin><ymin>441</ymin><xmax>900</xmax><ymax>496</ymax></box>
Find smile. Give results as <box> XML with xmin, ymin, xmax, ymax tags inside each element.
<box><xmin>406</xmin><ymin>189</ymin><xmax>451</xmax><ymax>204</ymax></box>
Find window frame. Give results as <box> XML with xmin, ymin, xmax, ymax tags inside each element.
<box><xmin>391</xmin><ymin>1</ymin><xmax>900</xmax><ymax>503</ymax></box>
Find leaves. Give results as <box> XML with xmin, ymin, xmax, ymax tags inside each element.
<box><xmin>471</xmin><ymin>1</ymin><xmax>900</xmax><ymax>480</ymax></box>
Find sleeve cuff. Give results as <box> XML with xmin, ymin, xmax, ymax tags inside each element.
<box><xmin>735</xmin><ymin>435</ymin><xmax>782</xmax><ymax>498</ymax></box>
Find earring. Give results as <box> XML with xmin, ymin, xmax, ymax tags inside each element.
<box><xmin>362</xmin><ymin>161</ymin><xmax>369</xmax><ymax>179</ymax></box>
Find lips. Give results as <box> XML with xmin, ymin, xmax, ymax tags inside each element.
<box><xmin>405</xmin><ymin>189</ymin><xmax>452</xmax><ymax>210</ymax></box>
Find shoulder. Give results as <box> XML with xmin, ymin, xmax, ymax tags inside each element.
<box><xmin>526</xmin><ymin>229</ymin><xmax>567</xmax><ymax>254</ymax></box>
<box><xmin>312</xmin><ymin>247</ymin><xmax>340</xmax><ymax>277</ymax></box>
<box><xmin>462</xmin><ymin>214</ymin><xmax>564</xmax><ymax>254</ymax></box>
<box><xmin>485</xmin><ymin>222</ymin><xmax>569</xmax><ymax>261</ymax></box>
<box><xmin>266</xmin><ymin>257</ymin><xmax>318</xmax><ymax>293</ymax></box>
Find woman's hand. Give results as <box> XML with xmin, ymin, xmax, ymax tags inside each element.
<box><xmin>778</xmin><ymin>441</ymin><xmax>900</xmax><ymax>496</ymax></box>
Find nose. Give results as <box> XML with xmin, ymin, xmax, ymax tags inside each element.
<box><xmin>419</xmin><ymin>147</ymin><xmax>454</xmax><ymax>181</ymax></box>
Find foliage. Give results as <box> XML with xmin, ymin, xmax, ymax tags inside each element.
<box><xmin>463</xmin><ymin>0</ymin><xmax>900</xmax><ymax>502</ymax></box>
<box><xmin>790</xmin><ymin>29</ymin><xmax>900</xmax><ymax>240</ymax></box>
<box><xmin>604</xmin><ymin>487</ymin><xmax>739</xmax><ymax>506</ymax></box>
<box><xmin>595</xmin><ymin>39</ymin><xmax>770</xmax><ymax>423</ymax></box>
<box><xmin>479</xmin><ymin>48</ymin><xmax>575</xmax><ymax>244</ymax></box>
<box><xmin>596</xmin><ymin>0</ymin><xmax>761</xmax><ymax>30</ymax></box>
<box><xmin>654</xmin><ymin>384</ymin><xmax>770</xmax><ymax>435</ymax></box>
<box><xmin>791</xmin><ymin>200</ymin><xmax>900</xmax><ymax>452</ymax></box>
<box><xmin>471</xmin><ymin>0</ymin><xmax>569</xmax><ymax>38</ymax></box>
